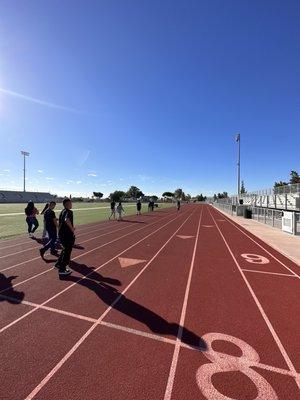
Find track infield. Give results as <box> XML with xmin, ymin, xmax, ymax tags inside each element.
<box><xmin>0</xmin><ymin>204</ymin><xmax>299</xmax><ymax>400</ymax></box>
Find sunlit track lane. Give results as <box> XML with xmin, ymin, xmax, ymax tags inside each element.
<box><xmin>168</xmin><ymin>205</ymin><xmax>299</xmax><ymax>400</ymax></box>
<box><xmin>0</xmin><ymin>207</ymin><xmax>193</xmax><ymax>332</ymax></box>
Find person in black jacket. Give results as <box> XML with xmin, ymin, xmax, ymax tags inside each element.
<box><xmin>55</xmin><ymin>198</ymin><xmax>75</xmax><ymax>277</ymax></box>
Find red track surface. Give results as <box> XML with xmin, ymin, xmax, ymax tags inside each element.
<box><xmin>0</xmin><ymin>204</ymin><xmax>299</xmax><ymax>399</ymax></box>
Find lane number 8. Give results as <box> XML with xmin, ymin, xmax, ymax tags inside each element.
<box><xmin>196</xmin><ymin>332</ymin><xmax>278</xmax><ymax>399</ymax></box>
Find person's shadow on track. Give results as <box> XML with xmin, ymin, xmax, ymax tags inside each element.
<box><xmin>64</xmin><ymin>262</ymin><xmax>207</xmax><ymax>351</ymax></box>
<box><xmin>0</xmin><ymin>273</ymin><xmax>25</xmax><ymax>303</ymax></box>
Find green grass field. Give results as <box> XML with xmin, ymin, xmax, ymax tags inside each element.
<box><xmin>0</xmin><ymin>202</ymin><xmax>173</xmax><ymax>240</ymax></box>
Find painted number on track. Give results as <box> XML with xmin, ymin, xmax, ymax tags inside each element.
<box><xmin>196</xmin><ymin>332</ymin><xmax>278</xmax><ymax>399</ymax></box>
<box><xmin>241</xmin><ymin>253</ymin><xmax>270</xmax><ymax>264</ymax></box>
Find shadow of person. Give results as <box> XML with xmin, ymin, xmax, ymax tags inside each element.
<box><xmin>69</xmin><ymin>262</ymin><xmax>122</xmax><ymax>286</ymax></box>
<box><xmin>0</xmin><ymin>273</ymin><xmax>25</xmax><ymax>303</ymax></box>
<box><xmin>62</xmin><ymin>268</ymin><xmax>206</xmax><ymax>351</ymax></box>
<box><xmin>73</xmin><ymin>244</ymin><xmax>85</xmax><ymax>250</ymax></box>
<box><xmin>120</xmin><ymin>220</ymin><xmax>145</xmax><ymax>224</ymax></box>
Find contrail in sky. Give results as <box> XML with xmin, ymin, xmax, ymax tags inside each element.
<box><xmin>0</xmin><ymin>87</ymin><xmax>86</xmax><ymax>114</ymax></box>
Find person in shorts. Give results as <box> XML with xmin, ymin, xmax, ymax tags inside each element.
<box><xmin>39</xmin><ymin>201</ymin><xmax>58</xmax><ymax>258</ymax></box>
<box><xmin>116</xmin><ymin>202</ymin><xmax>124</xmax><ymax>221</ymax></box>
<box><xmin>55</xmin><ymin>198</ymin><xmax>75</xmax><ymax>276</ymax></box>
<box><xmin>136</xmin><ymin>199</ymin><xmax>142</xmax><ymax>215</ymax></box>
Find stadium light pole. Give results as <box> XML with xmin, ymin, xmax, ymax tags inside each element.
<box><xmin>21</xmin><ymin>150</ymin><xmax>30</xmax><ymax>192</ymax></box>
<box><xmin>235</xmin><ymin>133</ymin><xmax>241</xmax><ymax>199</ymax></box>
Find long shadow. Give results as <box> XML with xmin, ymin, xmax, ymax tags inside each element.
<box><xmin>64</xmin><ymin>262</ymin><xmax>207</xmax><ymax>350</ymax></box>
<box><xmin>0</xmin><ymin>273</ymin><xmax>25</xmax><ymax>303</ymax></box>
<box><xmin>70</xmin><ymin>262</ymin><xmax>122</xmax><ymax>286</ymax></box>
<box><xmin>118</xmin><ymin>219</ymin><xmax>145</xmax><ymax>224</ymax></box>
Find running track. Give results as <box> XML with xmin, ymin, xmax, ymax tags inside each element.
<box><xmin>0</xmin><ymin>204</ymin><xmax>299</xmax><ymax>399</ymax></box>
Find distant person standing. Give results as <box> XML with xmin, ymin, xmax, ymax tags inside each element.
<box><xmin>116</xmin><ymin>202</ymin><xmax>124</xmax><ymax>221</ymax></box>
<box><xmin>55</xmin><ymin>198</ymin><xmax>74</xmax><ymax>276</ymax></box>
<box><xmin>136</xmin><ymin>199</ymin><xmax>142</xmax><ymax>215</ymax></box>
<box><xmin>40</xmin><ymin>202</ymin><xmax>49</xmax><ymax>240</ymax></box>
<box><xmin>177</xmin><ymin>199</ymin><xmax>181</xmax><ymax>211</ymax></box>
<box><xmin>39</xmin><ymin>201</ymin><xmax>58</xmax><ymax>258</ymax></box>
<box><xmin>24</xmin><ymin>201</ymin><xmax>39</xmax><ymax>237</ymax></box>
<box><xmin>109</xmin><ymin>200</ymin><xmax>116</xmax><ymax>220</ymax></box>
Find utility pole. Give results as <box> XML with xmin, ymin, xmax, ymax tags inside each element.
<box><xmin>236</xmin><ymin>134</ymin><xmax>241</xmax><ymax>198</ymax></box>
<box><xmin>21</xmin><ymin>151</ymin><xmax>30</xmax><ymax>192</ymax></box>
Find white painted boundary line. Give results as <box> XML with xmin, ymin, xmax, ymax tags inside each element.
<box><xmin>24</xmin><ymin>209</ymin><xmax>196</xmax><ymax>399</ymax></box>
<box><xmin>208</xmin><ymin>207</ymin><xmax>300</xmax><ymax>390</ymax></box>
<box><xmin>1</xmin><ymin>291</ymin><xmax>298</xmax><ymax>381</ymax></box>
<box><xmin>214</xmin><ymin>207</ymin><xmax>300</xmax><ymax>273</ymax></box>
<box><xmin>0</xmin><ymin>210</ymin><xmax>177</xmax><ymax>272</ymax></box>
<box><xmin>242</xmin><ymin>269</ymin><xmax>297</xmax><ymax>278</ymax></box>
<box><xmin>163</xmin><ymin>207</ymin><xmax>203</xmax><ymax>400</ymax></box>
<box><xmin>0</xmin><ymin>208</ymin><xmax>191</xmax><ymax>332</ymax></box>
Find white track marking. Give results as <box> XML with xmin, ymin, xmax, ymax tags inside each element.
<box><xmin>163</xmin><ymin>208</ymin><xmax>203</xmax><ymax>400</ymax></box>
<box><xmin>0</xmin><ymin>208</ymin><xmax>190</xmax><ymax>332</ymax></box>
<box><xmin>214</xmin><ymin>208</ymin><xmax>300</xmax><ymax>277</ymax></box>
<box><xmin>24</xmin><ymin>210</ymin><xmax>196</xmax><ymax>399</ymax></box>
<box><xmin>242</xmin><ymin>269</ymin><xmax>297</xmax><ymax>277</ymax></box>
<box><xmin>209</xmin><ymin>207</ymin><xmax>300</xmax><ymax>390</ymax></box>
<box><xmin>1</xmin><ymin>291</ymin><xmax>299</xmax><ymax>382</ymax></box>
<box><xmin>0</xmin><ymin>209</ymin><xmax>178</xmax><ymax>272</ymax></box>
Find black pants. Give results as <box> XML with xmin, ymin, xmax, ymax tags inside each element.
<box><xmin>56</xmin><ymin>236</ymin><xmax>74</xmax><ymax>271</ymax></box>
<box><xmin>26</xmin><ymin>217</ymin><xmax>39</xmax><ymax>234</ymax></box>
<box><xmin>42</xmin><ymin>231</ymin><xmax>57</xmax><ymax>253</ymax></box>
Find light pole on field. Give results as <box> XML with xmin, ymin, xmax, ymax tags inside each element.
<box><xmin>235</xmin><ymin>133</ymin><xmax>241</xmax><ymax>200</ymax></box>
<box><xmin>21</xmin><ymin>150</ymin><xmax>30</xmax><ymax>192</ymax></box>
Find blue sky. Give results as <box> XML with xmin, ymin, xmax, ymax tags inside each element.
<box><xmin>0</xmin><ymin>0</ymin><xmax>299</xmax><ymax>197</ymax></box>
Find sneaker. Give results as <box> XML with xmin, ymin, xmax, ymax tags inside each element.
<box><xmin>58</xmin><ymin>268</ymin><xmax>72</xmax><ymax>276</ymax></box>
<box><xmin>50</xmin><ymin>250</ymin><xmax>59</xmax><ymax>256</ymax></box>
<box><xmin>39</xmin><ymin>248</ymin><xmax>45</xmax><ymax>259</ymax></box>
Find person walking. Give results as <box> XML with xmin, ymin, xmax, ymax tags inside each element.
<box><xmin>109</xmin><ymin>200</ymin><xmax>116</xmax><ymax>220</ymax></box>
<box><xmin>177</xmin><ymin>199</ymin><xmax>181</xmax><ymax>211</ymax></box>
<box><xmin>24</xmin><ymin>201</ymin><xmax>39</xmax><ymax>237</ymax></box>
<box><xmin>116</xmin><ymin>202</ymin><xmax>124</xmax><ymax>221</ymax></box>
<box><xmin>40</xmin><ymin>202</ymin><xmax>49</xmax><ymax>240</ymax></box>
<box><xmin>55</xmin><ymin>198</ymin><xmax>75</xmax><ymax>276</ymax></box>
<box><xmin>39</xmin><ymin>201</ymin><xmax>58</xmax><ymax>258</ymax></box>
<box><xmin>136</xmin><ymin>199</ymin><xmax>142</xmax><ymax>215</ymax></box>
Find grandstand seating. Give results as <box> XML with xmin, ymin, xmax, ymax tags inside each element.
<box><xmin>0</xmin><ymin>190</ymin><xmax>55</xmax><ymax>203</ymax></box>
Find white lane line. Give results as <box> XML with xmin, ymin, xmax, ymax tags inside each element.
<box><xmin>0</xmin><ymin>208</ymin><xmax>190</xmax><ymax>332</ymax></box>
<box><xmin>1</xmin><ymin>292</ymin><xmax>299</xmax><ymax>382</ymax></box>
<box><xmin>24</xmin><ymin>210</ymin><xmax>196</xmax><ymax>399</ymax></box>
<box><xmin>163</xmin><ymin>207</ymin><xmax>203</xmax><ymax>400</ymax></box>
<box><xmin>214</xmin><ymin>207</ymin><xmax>300</xmax><ymax>277</ymax></box>
<box><xmin>0</xmin><ymin>211</ymin><xmax>176</xmax><ymax>271</ymax></box>
<box><xmin>209</xmin><ymin>207</ymin><xmax>300</xmax><ymax>390</ymax></box>
<box><xmin>242</xmin><ymin>269</ymin><xmax>297</xmax><ymax>278</ymax></box>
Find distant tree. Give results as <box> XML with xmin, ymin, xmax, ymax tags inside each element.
<box><xmin>174</xmin><ymin>188</ymin><xmax>185</xmax><ymax>200</ymax></box>
<box><xmin>217</xmin><ymin>192</ymin><xmax>228</xmax><ymax>199</ymax></box>
<box><xmin>93</xmin><ymin>192</ymin><xmax>103</xmax><ymax>199</ymax></box>
<box><xmin>126</xmin><ymin>186</ymin><xmax>144</xmax><ymax>198</ymax></box>
<box><xmin>109</xmin><ymin>190</ymin><xmax>126</xmax><ymax>202</ymax></box>
<box><xmin>213</xmin><ymin>194</ymin><xmax>217</xmax><ymax>201</ymax></box>
<box><xmin>162</xmin><ymin>191</ymin><xmax>174</xmax><ymax>198</ymax></box>
<box><xmin>197</xmin><ymin>194</ymin><xmax>207</xmax><ymax>202</ymax></box>
<box><xmin>240</xmin><ymin>181</ymin><xmax>247</xmax><ymax>194</ymax></box>
<box><xmin>290</xmin><ymin>170</ymin><xmax>300</xmax><ymax>184</ymax></box>
<box><xmin>151</xmin><ymin>195</ymin><xmax>158</xmax><ymax>201</ymax></box>
<box><xmin>274</xmin><ymin>181</ymin><xmax>288</xmax><ymax>188</ymax></box>
<box><xmin>186</xmin><ymin>194</ymin><xmax>191</xmax><ymax>202</ymax></box>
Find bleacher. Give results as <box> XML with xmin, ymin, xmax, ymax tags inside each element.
<box><xmin>0</xmin><ymin>190</ymin><xmax>55</xmax><ymax>203</ymax></box>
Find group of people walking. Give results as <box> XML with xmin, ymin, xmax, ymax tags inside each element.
<box><xmin>25</xmin><ymin>199</ymin><xmax>75</xmax><ymax>276</ymax></box>
<box><xmin>25</xmin><ymin>197</ymin><xmax>179</xmax><ymax>278</ymax></box>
